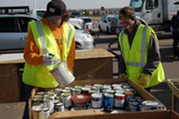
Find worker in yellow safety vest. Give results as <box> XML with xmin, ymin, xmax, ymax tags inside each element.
<box><xmin>22</xmin><ymin>0</ymin><xmax>75</xmax><ymax>118</ymax></box>
<box><xmin>118</xmin><ymin>6</ymin><xmax>165</xmax><ymax>92</ymax></box>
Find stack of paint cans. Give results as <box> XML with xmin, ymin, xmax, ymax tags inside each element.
<box><xmin>31</xmin><ymin>82</ymin><xmax>164</xmax><ymax>118</ymax></box>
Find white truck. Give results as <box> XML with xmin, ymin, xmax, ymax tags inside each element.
<box><xmin>129</xmin><ymin>0</ymin><xmax>179</xmax><ymax>33</ymax></box>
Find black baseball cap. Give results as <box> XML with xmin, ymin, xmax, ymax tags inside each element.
<box><xmin>44</xmin><ymin>0</ymin><xmax>66</xmax><ymax>22</ymax></box>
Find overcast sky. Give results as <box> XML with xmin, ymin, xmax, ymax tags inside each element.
<box><xmin>0</xmin><ymin>0</ymin><xmax>130</xmax><ymax>10</ymax></box>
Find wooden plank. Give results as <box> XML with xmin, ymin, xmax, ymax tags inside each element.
<box><xmin>74</xmin><ymin>58</ymin><xmax>113</xmax><ymax>80</ymax></box>
<box><xmin>0</xmin><ymin>102</ymin><xmax>25</xmax><ymax>119</ymax></box>
<box><xmin>75</xmin><ymin>49</ymin><xmax>114</xmax><ymax>59</ymax></box>
<box><xmin>0</xmin><ymin>64</ymin><xmax>21</xmax><ymax>103</ymax></box>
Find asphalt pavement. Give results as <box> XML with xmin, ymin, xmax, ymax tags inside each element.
<box><xmin>94</xmin><ymin>32</ymin><xmax>179</xmax><ymax>112</ymax></box>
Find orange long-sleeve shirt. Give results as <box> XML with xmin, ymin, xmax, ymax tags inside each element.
<box><xmin>24</xmin><ymin>18</ymin><xmax>75</xmax><ymax>71</ymax></box>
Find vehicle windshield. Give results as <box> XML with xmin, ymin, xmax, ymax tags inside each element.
<box><xmin>82</xmin><ymin>18</ymin><xmax>91</xmax><ymax>23</ymax></box>
<box><xmin>129</xmin><ymin>0</ymin><xmax>144</xmax><ymax>12</ymax></box>
<box><xmin>108</xmin><ymin>17</ymin><xmax>118</xmax><ymax>26</ymax></box>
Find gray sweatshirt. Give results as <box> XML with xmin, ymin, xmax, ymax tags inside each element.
<box><xmin>118</xmin><ymin>20</ymin><xmax>161</xmax><ymax>76</ymax></box>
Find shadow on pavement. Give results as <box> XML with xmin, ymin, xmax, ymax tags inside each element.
<box><xmin>151</xmin><ymin>82</ymin><xmax>172</xmax><ymax>110</ymax></box>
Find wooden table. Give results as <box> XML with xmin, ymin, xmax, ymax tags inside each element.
<box><xmin>0</xmin><ymin>48</ymin><xmax>115</xmax><ymax>103</ymax></box>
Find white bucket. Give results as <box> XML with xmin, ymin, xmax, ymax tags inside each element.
<box><xmin>50</xmin><ymin>62</ymin><xmax>75</xmax><ymax>88</ymax></box>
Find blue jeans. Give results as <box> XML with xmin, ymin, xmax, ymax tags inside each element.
<box><xmin>22</xmin><ymin>84</ymin><xmax>34</xmax><ymax>119</ymax></box>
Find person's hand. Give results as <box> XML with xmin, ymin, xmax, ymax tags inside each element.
<box><xmin>119</xmin><ymin>73</ymin><xmax>128</xmax><ymax>79</ymax></box>
<box><xmin>137</xmin><ymin>73</ymin><xmax>150</xmax><ymax>87</ymax></box>
<box><xmin>43</xmin><ymin>53</ymin><xmax>55</xmax><ymax>66</ymax></box>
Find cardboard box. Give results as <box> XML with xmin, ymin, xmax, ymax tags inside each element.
<box><xmin>48</xmin><ymin>110</ymin><xmax>179</xmax><ymax>119</ymax></box>
<box><xmin>49</xmin><ymin>109</ymin><xmax>104</xmax><ymax>118</ymax></box>
<box><xmin>167</xmin><ymin>79</ymin><xmax>179</xmax><ymax>112</ymax></box>
<box><xmin>74</xmin><ymin>49</ymin><xmax>115</xmax><ymax>80</ymax></box>
<box><xmin>29</xmin><ymin>78</ymin><xmax>166</xmax><ymax>119</ymax></box>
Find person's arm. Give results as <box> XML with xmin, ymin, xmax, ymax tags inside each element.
<box><xmin>23</xmin><ymin>29</ymin><xmax>44</xmax><ymax>65</ymax></box>
<box><xmin>118</xmin><ymin>42</ymin><xmax>126</xmax><ymax>75</ymax></box>
<box><xmin>67</xmin><ymin>37</ymin><xmax>76</xmax><ymax>71</ymax></box>
<box><xmin>142</xmin><ymin>33</ymin><xmax>160</xmax><ymax>75</ymax></box>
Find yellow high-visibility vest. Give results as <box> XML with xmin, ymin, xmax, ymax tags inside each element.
<box><xmin>118</xmin><ymin>24</ymin><xmax>165</xmax><ymax>88</ymax></box>
<box><xmin>22</xmin><ymin>21</ymin><xmax>75</xmax><ymax>88</ymax></box>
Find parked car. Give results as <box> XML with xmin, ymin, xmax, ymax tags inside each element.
<box><xmin>80</xmin><ymin>16</ymin><xmax>95</xmax><ymax>34</ymax></box>
<box><xmin>98</xmin><ymin>14</ymin><xmax>119</xmax><ymax>34</ymax></box>
<box><xmin>68</xmin><ymin>18</ymin><xmax>84</xmax><ymax>29</ymax></box>
<box><xmin>0</xmin><ymin>14</ymin><xmax>39</xmax><ymax>51</ymax></box>
<box><xmin>70</xmin><ymin>11</ymin><xmax>83</xmax><ymax>18</ymax></box>
<box><xmin>68</xmin><ymin>18</ymin><xmax>95</xmax><ymax>49</ymax></box>
<box><xmin>0</xmin><ymin>13</ymin><xmax>94</xmax><ymax>51</ymax></box>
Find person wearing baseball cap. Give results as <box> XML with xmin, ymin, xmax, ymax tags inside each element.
<box><xmin>22</xmin><ymin>0</ymin><xmax>76</xmax><ymax>118</ymax></box>
<box><xmin>44</xmin><ymin>0</ymin><xmax>66</xmax><ymax>22</ymax></box>
<box><xmin>118</xmin><ymin>6</ymin><xmax>165</xmax><ymax>92</ymax></box>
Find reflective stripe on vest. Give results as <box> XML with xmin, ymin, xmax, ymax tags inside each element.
<box><xmin>118</xmin><ymin>25</ymin><xmax>165</xmax><ymax>88</ymax></box>
<box><xmin>35</xmin><ymin>21</ymin><xmax>74</xmax><ymax>65</ymax></box>
<box><xmin>22</xmin><ymin>21</ymin><xmax>75</xmax><ymax>88</ymax></box>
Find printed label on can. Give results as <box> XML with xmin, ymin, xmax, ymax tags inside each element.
<box><xmin>114</xmin><ymin>93</ymin><xmax>125</xmax><ymax>108</ymax></box>
<box><xmin>91</xmin><ymin>93</ymin><xmax>103</xmax><ymax>108</ymax></box>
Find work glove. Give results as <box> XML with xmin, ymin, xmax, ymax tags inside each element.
<box><xmin>119</xmin><ymin>73</ymin><xmax>128</xmax><ymax>79</ymax></box>
<box><xmin>43</xmin><ymin>53</ymin><xmax>55</xmax><ymax>66</ymax></box>
<box><xmin>137</xmin><ymin>73</ymin><xmax>150</xmax><ymax>88</ymax></box>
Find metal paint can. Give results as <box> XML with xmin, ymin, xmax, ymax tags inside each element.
<box><xmin>130</xmin><ymin>101</ymin><xmax>139</xmax><ymax>112</ymax></box>
<box><xmin>64</xmin><ymin>87</ymin><xmax>74</xmax><ymax>93</ymax></box>
<box><xmin>91</xmin><ymin>93</ymin><xmax>103</xmax><ymax>109</ymax></box>
<box><xmin>128</xmin><ymin>98</ymin><xmax>136</xmax><ymax>109</ymax></box>
<box><xmin>54</xmin><ymin>88</ymin><xmax>63</xmax><ymax>96</ymax></box>
<box><xmin>44</xmin><ymin>94</ymin><xmax>55</xmax><ymax>101</ymax></box>
<box><xmin>56</xmin><ymin>102</ymin><xmax>65</xmax><ymax>112</ymax></box>
<box><xmin>72</xmin><ymin>88</ymin><xmax>81</xmax><ymax>95</ymax></box>
<box><xmin>62</xmin><ymin>89</ymin><xmax>71</xmax><ymax>93</ymax></box>
<box><xmin>88</xmin><ymin>90</ymin><xmax>98</xmax><ymax>95</ymax></box>
<box><xmin>111</xmin><ymin>110</ymin><xmax>128</xmax><ymax>113</ymax></box>
<box><xmin>104</xmin><ymin>93</ymin><xmax>114</xmax><ymax>109</ymax></box>
<box><xmin>61</xmin><ymin>92</ymin><xmax>72</xmax><ymax>108</ymax></box>
<box><xmin>32</xmin><ymin>105</ymin><xmax>44</xmax><ymax>119</ymax></box>
<box><xmin>43</xmin><ymin>98</ymin><xmax>54</xmax><ymax>114</ymax></box>
<box><xmin>36</xmin><ymin>91</ymin><xmax>45</xmax><ymax>95</ymax></box>
<box><xmin>115</xmin><ymin>90</ymin><xmax>125</xmax><ymax>94</ymax></box>
<box><xmin>106</xmin><ymin>90</ymin><xmax>115</xmax><ymax>94</ymax></box>
<box><xmin>124</xmin><ymin>91</ymin><xmax>134</xmax><ymax>107</ymax></box>
<box><xmin>142</xmin><ymin>101</ymin><xmax>163</xmax><ymax>111</ymax></box>
<box><xmin>43</xmin><ymin>107</ymin><xmax>50</xmax><ymax>118</ymax></box>
<box><xmin>93</xmin><ymin>84</ymin><xmax>103</xmax><ymax>90</ymax></box>
<box><xmin>103</xmin><ymin>84</ymin><xmax>112</xmax><ymax>90</ymax></box>
<box><xmin>81</xmin><ymin>87</ymin><xmax>91</xmax><ymax>95</ymax></box>
<box><xmin>112</xmin><ymin>84</ymin><xmax>122</xmax><ymax>90</ymax></box>
<box><xmin>33</xmin><ymin>97</ymin><xmax>43</xmax><ymax>103</ymax></box>
<box><xmin>114</xmin><ymin>93</ymin><xmax>126</xmax><ymax>109</ymax></box>
<box><xmin>34</xmin><ymin>94</ymin><xmax>43</xmax><ymax>99</ymax></box>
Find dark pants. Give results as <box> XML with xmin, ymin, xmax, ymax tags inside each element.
<box><xmin>172</xmin><ymin>32</ymin><xmax>179</xmax><ymax>57</ymax></box>
<box><xmin>22</xmin><ymin>84</ymin><xmax>34</xmax><ymax>119</ymax></box>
